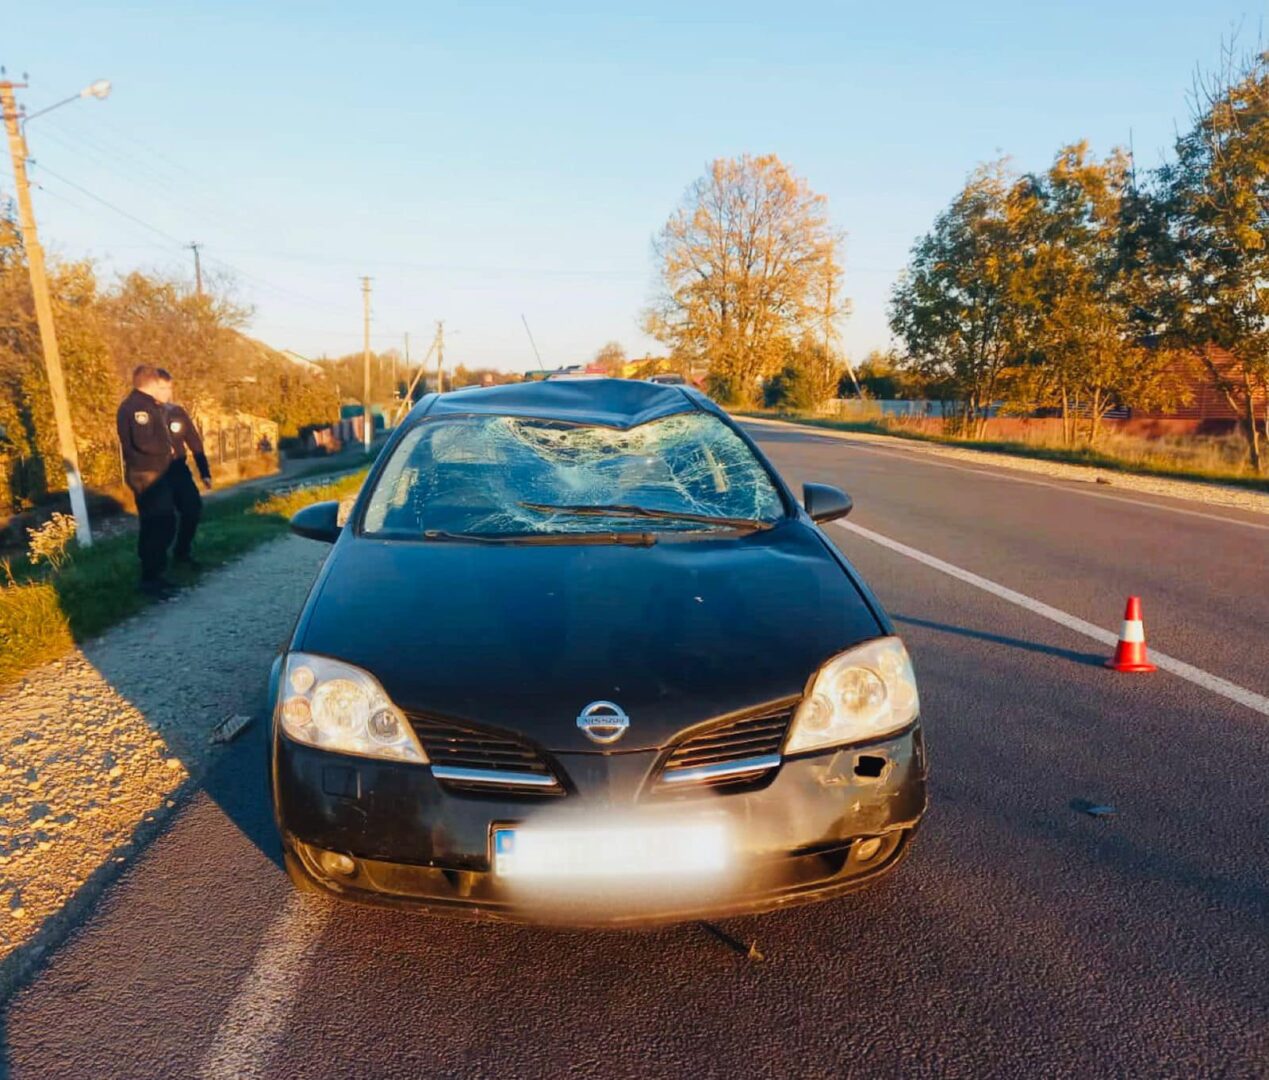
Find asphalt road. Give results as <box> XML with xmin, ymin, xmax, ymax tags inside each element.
<box><xmin>5</xmin><ymin>423</ymin><xmax>1268</xmax><ymax>1078</ymax></box>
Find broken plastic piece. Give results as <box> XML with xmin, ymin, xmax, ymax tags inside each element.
<box><xmin>1071</xmin><ymin>799</ymin><xmax>1117</xmax><ymax>818</ymax></box>
<box><xmin>698</xmin><ymin>920</ymin><xmax>765</xmax><ymax>963</ymax></box>
<box><xmin>210</xmin><ymin>713</ymin><xmax>254</xmax><ymax>744</ymax></box>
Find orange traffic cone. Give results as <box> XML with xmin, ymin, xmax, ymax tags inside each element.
<box><xmin>1106</xmin><ymin>596</ymin><xmax>1156</xmax><ymax>673</ymax></box>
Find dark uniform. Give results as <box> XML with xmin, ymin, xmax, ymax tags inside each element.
<box><xmin>163</xmin><ymin>403</ymin><xmax>212</xmax><ymax>561</ymax></box>
<box><xmin>116</xmin><ymin>387</ymin><xmax>176</xmax><ymax>584</ymax></box>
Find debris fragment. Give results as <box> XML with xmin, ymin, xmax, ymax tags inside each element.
<box><xmin>210</xmin><ymin>713</ymin><xmax>254</xmax><ymax>744</ymax></box>
<box><xmin>1071</xmin><ymin>799</ymin><xmax>1117</xmax><ymax>818</ymax></box>
<box><xmin>698</xmin><ymin>920</ymin><xmax>765</xmax><ymax>963</ymax></box>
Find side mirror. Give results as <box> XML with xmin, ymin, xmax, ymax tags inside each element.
<box><xmin>803</xmin><ymin>482</ymin><xmax>852</xmax><ymax>524</ymax></box>
<box><xmin>290</xmin><ymin>500</ymin><xmax>342</xmax><ymax>543</ymax></box>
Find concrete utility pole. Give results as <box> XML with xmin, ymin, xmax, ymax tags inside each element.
<box><xmin>435</xmin><ymin>320</ymin><xmax>445</xmax><ymax>394</ymax></box>
<box><xmin>393</xmin><ymin>332</ymin><xmax>403</xmax><ymax>405</ymax></box>
<box><xmin>0</xmin><ymin>80</ymin><xmax>94</xmax><ymax>545</ymax></box>
<box><xmin>189</xmin><ymin>241</ymin><xmax>203</xmax><ymax>297</ymax></box>
<box><xmin>825</xmin><ymin>265</ymin><xmax>862</xmax><ymax>399</ymax></box>
<box><xmin>360</xmin><ymin>276</ymin><xmax>372</xmax><ymax>451</ymax></box>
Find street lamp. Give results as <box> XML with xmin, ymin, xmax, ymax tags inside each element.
<box><xmin>22</xmin><ymin>79</ymin><xmax>111</xmax><ymax>125</ymax></box>
<box><xmin>0</xmin><ymin>77</ymin><xmax>112</xmax><ymax>546</ymax></box>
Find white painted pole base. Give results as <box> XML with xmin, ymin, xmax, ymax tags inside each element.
<box><xmin>65</xmin><ymin>464</ymin><xmax>93</xmax><ymax>547</ymax></box>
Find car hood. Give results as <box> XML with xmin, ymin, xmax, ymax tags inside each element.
<box><xmin>297</xmin><ymin>522</ymin><xmax>882</xmax><ymax>753</ymax></box>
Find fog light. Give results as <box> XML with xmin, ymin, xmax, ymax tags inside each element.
<box><xmin>319</xmin><ymin>850</ymin><xmax>357</xmax><ymax>877</ymax></box>
<box><xmin>854</xmin><ymin>837</ymin><xmax>884</xmax><ymax>862</ymax></box>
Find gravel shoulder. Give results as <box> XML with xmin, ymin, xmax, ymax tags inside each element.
<box><xmin>0</xmin><ymin>534</ymin><xmax>328</xmax><ymax>998</ymax></box>
<box><xmin>742</xmin><ymin>416</ymin><xmax>1269</xmax><ymax>517</ymax></box>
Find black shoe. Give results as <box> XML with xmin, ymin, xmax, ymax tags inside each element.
<box><xmin>139</xmin><ymin>578</ymin><xmax>176</xmax><ymax>598</ymax></box>
<box><xmin>174</xmin><ymin>554</ymin><xmax>203</xmax><ymax>570</ymax></box>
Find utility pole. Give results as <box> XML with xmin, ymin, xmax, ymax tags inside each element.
<box><xmin>394</xmin><ymin>332</ymin><xmax>403</xmax><ymax>407</ymax></box>
<box><xmin>360</xmin><ymin>276</ymin><xmax>372</xmax><ymax>451</ymax></box>
<box><xmin>825</xmin><ymin>262</ymin><xmax>862</xmax><ymax>399</ymax></box>
<box><xmin>0</xmin><ymin>80</ymin><xmax>93</xmax><ymax>544</ymax></box>
<box><xmin>435</xmin><ymin>320</ymin><xmax>445</xmax><ymax>394</ymax></box>
<box><xmin>189</xmin><ymin>241</ymin><xmax>203</xmax><ymax>297</ymax></box>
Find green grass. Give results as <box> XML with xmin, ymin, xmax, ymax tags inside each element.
<box><xmin>739</xmin><ymin>411</ymin><xmax>1269</xmax><ymax>494</ymax></box>
<box><xmin>0</xmin><ymin>470</ymin><xmax>367</xmax><ymax>687</ymax></box>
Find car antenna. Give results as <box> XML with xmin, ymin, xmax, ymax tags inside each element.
<box><xmin>521</xmin><ymin>314</ymin><xmax>546</xmax><ymax>372</ymax></box>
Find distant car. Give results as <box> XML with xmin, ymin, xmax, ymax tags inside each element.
<box><xmin>272</xmin><ymin>378</ymin><xmax>927</xmax><ymax>924</ymax></box>
<box><xmin>646</xmin><ymin>373</ymin><xmax>687</xmax><ymax>385</ymax></box>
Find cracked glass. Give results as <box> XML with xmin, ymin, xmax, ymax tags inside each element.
<box><xmin>362</xmin><ymin>413</ymin><xmax>785</xmax><ymax>538</ymax></box>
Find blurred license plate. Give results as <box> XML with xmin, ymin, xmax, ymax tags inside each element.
<box><xmin>493</xmin><ymin>823</ymin><xmax>727</xmax><ymax>879</ymax></box>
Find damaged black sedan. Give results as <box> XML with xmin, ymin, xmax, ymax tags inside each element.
<box><xmin>270</xmin><ymin>379</ymin><xmax>926</xmax><ymax>925</ymax></box>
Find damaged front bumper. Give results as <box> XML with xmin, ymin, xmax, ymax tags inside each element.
<box><xmin>273</xmin><ymin>723</ymin><xmax>927</xmax><ymax>927</ymax></box>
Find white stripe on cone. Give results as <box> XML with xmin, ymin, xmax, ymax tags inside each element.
<box><xmin>1118</xmin><ymin>620</ymin><xmax>1145</xmax><ymax>644</ymax></box>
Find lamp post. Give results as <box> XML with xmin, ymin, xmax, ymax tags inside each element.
<box><xmin>0</xmin><ymin>77</ymin><xmax>111</xmax><ymax>546</ymax></box>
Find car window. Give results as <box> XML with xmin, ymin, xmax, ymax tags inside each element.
<box><xmin>362</xmin><ymin>412</ymin><xmax>785</xmax><ymax>537</ymax></box>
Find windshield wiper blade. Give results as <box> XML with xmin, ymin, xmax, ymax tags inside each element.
<box><xmin>517</xmin><ymin>502</ymin><xmax>773</xmax><ymax>531</ymax></box>
<box><xmin>423</xmin><ymin>528</ymin><xmax>656</xmax><ymax>546</ymax></box>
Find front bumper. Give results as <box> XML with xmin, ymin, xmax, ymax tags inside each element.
<box><xmin>273</xmin><ymin>723</ymin><xmax>927</xmax><ymax>927</ymax></box>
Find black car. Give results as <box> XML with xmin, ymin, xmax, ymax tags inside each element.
<box><xmin>271</xmin><ymin>379</ymin><xmax>926</xmax><ymax>925</ymax></box>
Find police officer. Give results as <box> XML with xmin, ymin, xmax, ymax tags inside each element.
<box><xmin>156</xmin><ymin>369</ymin><xmax>212</xmax><ymax>567</ymax></box>
<box><xmin>116</xmin><ymin>365</ymin><xmax>177</xmax><ymax>596</ymax></box>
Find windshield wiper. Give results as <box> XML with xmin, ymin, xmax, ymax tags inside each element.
<box><xmin>517</xmin><ymin>502</ymin><xmax>774</xmax><ymax>531</ymax></box>
<box><xmin>423</xmin><ymin>529</ymin><xmax>656</xmax><ymax>546</ymax></box>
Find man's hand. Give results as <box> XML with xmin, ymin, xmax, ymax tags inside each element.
<box><xmin>201</xmin><ymin>476</ymin><xmax>213</xmax><ymax>491</ymax></box>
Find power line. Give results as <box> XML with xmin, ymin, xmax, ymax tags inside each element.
<box><xmin>32</xmin><ymin>161</ymin><xmax>185</xmax><ymax>245</ymax></box>
<box><xmin>33</xmin><ymin>164</ymin><xmax>339</xmax><ymax>313</ymax></box>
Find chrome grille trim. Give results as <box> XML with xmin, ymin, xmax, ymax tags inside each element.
<box><xmin>659</xmin><ymin>753</ymin><xmax>782</xmax><ymax>786</ymax></box>
<box><xmin>430</xmin><ymin>765</ymin><xmax>560</xmax><ymax>789</ymax></box>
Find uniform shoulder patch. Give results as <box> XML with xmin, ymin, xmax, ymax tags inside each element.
<box><xmin>134</xmin><ymin>411</ymin><xmax>150</xmax><ymax>425</ymax></box>
<box><xmin>169</xmin><ymin>420</ymin><xmax>183</xmax><ymax>433</ymax></box>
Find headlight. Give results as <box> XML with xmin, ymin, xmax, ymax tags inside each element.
<box><xmin>785</xmin><ymin>637</ymin><xmax>919</xmax><ymax>755</ymax></box>
<box><xmin>278</xmin><ymin>653</ymin><xmax>429</xmax><ymax>764</ymax></box>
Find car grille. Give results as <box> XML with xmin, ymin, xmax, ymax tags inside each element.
<box><xmin>650</xmin><ymin>703</ymin><xmax>795</xmax><ymax>793</ymax></box>
<box><xmin>407</xmin><ymin>714</ymin><xmax>562</xmax><ymax>794</ymax></box>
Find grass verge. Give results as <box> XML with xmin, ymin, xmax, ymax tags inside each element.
<box><xmin>738</xmin><ymin>411</ymin><xmax>1269</xmax><ymax>494</ymax></box>
<box><xmin>0</xmin><ymin>470</ymin><xmax>367</xmax><ymax>687</ymax></box>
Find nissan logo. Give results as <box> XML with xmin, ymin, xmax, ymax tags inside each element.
<box><xmin>576</xmin><ymin>700</ymin><xmax>630</xmax><ymax>745</ymax></box>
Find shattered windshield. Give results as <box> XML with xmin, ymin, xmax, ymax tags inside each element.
<box><xmin>362</xmin><ymin>412</ymin><xmax>786</xmax><ymax>538</ymax></box>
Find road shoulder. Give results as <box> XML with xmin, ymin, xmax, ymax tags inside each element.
<box><xmin>0</xmin><ymin>534</ymin><xmax>328</xmax><ymax>1002</ymax></box>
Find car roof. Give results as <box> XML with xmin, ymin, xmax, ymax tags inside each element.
<box><xmin>416</xmin><ymin>376</ymin><xmax>711</xmax><ymax>430</ymax></box>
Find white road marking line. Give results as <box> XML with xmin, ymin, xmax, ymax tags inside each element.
<box><xmin>200</xmin><ymin>892</ymin><xmax>332</xmax><ymax>1080</ymax></box>
<box><xmin>835</xmin><ymin>520</ymin><xmax>1269</xmax><ymax>718</ymax></box>
<box><xmin>843</xmin><ymin>441</ymin><xmax>1269</xmax><ymax>532</ymax></box>
<box><xmin>745</xmin><ymin>417</ymin><xmax>1269</xmax><ymax>532</ymax></box>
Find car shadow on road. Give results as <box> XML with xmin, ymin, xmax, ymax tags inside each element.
<box><xmin>890</xmin><ymin>613</ymin><xmax>1107</xmax><ymax>667</ymax></box>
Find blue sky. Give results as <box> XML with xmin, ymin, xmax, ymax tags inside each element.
<box><xmin>4</xmin><ymin>1</ymin><xmax>1264</xmax><ymax>371</ymax></box>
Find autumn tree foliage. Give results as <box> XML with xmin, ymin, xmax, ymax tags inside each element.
<box><xmin>645</xmin><ymin>154</ymin><xmax>845</xmax><ymax>405</ymax></box>
<box><xmin>1012</xmin><ymin>144</ymin><xmax>1180</xmax><ymax>444</ymax></box>
<box><xmin>890</xmin><ymin>44</ymin><xmax>1269</xmax><ymax>469</ymax></box>
<box><xmin>891</xmin><ymin>151</ymin><xmax>1180</xmax><ymax>446</ymax></box>
<box><xmin>889</xmin><ymin>161</ymin><xmax>1030</xmax><ymax>438</ymax></box>
<box><xmin>0</xmin><ymin>225</ymin><xmax>338</xmax><ymax>510</ymax></box>
<box><xmin>1152</xmin><ymin>45</ymin><xmax>1269</xmax><ymax>471</ymax></box>
<box><xmin>591</xmin><ymin>341</ymin><xmax>627</xmax><ymax>376</ymax></box>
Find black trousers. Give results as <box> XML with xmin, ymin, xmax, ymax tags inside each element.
<box><xmin>168</xmin><ymin>460</ymin><xmax>203</xmax><ymax>558</ymax></box>
<box><xmin>134</xmin><ymin>476</ymin><xmax>176</xmax><ymax>582</ymax></box>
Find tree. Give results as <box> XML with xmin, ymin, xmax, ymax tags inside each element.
<box><xmin>1016</xmin><ymin>144</ymin><xmax>1179</xmax><ymax>445</ymax></box>
<box><xmin>763</xmin><ymin>337</ymin><xmax>844</xmax><ymax>411</ymax></box>
<box><xmin>889</xmin><ymin>161</ymin><xmax>1031</xmax><ymax>437</ymax></box>
<box><xmin>100</xmin><ymin>271</ymin><xmax>249</xmax><ymax>415</ymax></box>
<box><xmin>591</xmin><ymin>341</ymin><xmax>627</xmax><ymax>376</ymax></box>
<box><xmin>1153</xmin><ymin>45</ymin><xmax>1269</xmax><ymax>471</ymax></box>
<box><xmin>645</xmin><ymin>154</ymin><xmax>845</xmax><ymax>405</ymax></box>
<box><xmin>855</xmin><ymin>348</ymin><xmax>935</xmax><ymax>400</ymax></box>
